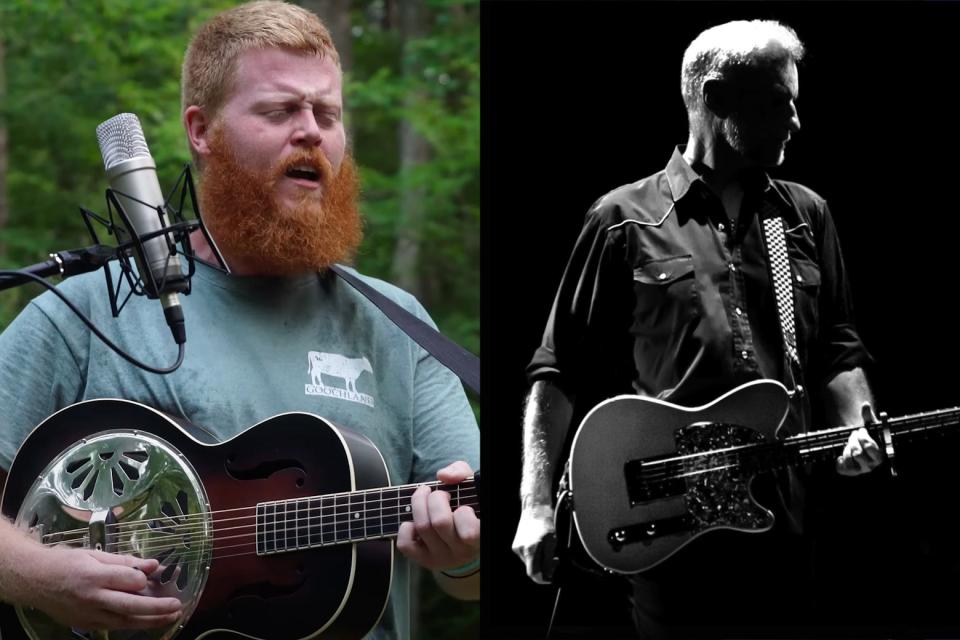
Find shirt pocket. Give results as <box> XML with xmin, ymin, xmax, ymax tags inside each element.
<box><xmin>790</xmin><ymin>257</ymin><xmax>821</xmax><ymax>343</ymax></box>
<box><xmin>631</xmin><ymin>254</ymin><xmax>696</xmax><ymax>337</ymax></box>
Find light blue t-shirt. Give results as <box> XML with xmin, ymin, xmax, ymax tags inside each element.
<box><xmin>0</xmin><ymin>263</ymin><xmax>480</xmax><ymax>639</ymax></box>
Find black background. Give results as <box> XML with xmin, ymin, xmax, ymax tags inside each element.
<box><xmin>483</xmin><ymin>1</ymin><xmax>960</xmax><ymax>638</ymax></box>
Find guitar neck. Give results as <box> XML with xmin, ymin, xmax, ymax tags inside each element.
<box><xmin>746</xmin><ymin>406</ymin><xmax>960</xmax><ymax>472</ymax></box>
<box><xmin>254</xmin><ymin>477</ymin><xmax>480</xmax><ymax>555</ymax></box>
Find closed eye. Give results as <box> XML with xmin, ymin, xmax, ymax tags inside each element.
<box><xmin>265</xmin><ymin>108</ymin><xmax>295</xmax><ymax>121</ymax></box>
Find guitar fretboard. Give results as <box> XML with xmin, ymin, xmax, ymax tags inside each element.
<box><xmin>685</xmin><ymin>406</ymin><xmax>960</xmax><ymax>476</ymax></box>
<box><xmin>254</xmin><ymin>478</ymin><xmax>479</xmax><ymax>555</ymax></box>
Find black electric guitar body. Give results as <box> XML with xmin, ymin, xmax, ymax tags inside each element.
<box><xmin>567</xmin><ymin>379</ymin><xmax>957</xmax><ymax>574</ymax></box>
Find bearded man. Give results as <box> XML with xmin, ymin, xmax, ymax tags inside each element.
<box><xmin>513</xmin><ymin>19</ymin><xmax>877</xmax><ymax>638</ymax></box>
<box><xmin>0</xmin><ymin>2</ymin><xmax>479</xmax><ymax>638</ymax></box>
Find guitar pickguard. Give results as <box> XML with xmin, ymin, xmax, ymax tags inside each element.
<box><xmin>675</xmin><ymin>422</ymin><xmax>773</xmax><ymax>530</ymax></box>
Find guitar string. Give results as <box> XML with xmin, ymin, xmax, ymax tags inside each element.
<box><xmin>40</xmin><ymin>490</ymin><xmax>480</xmax><ymax>546</ymax></box>
<box><xmin>104</xmin><ymin>496</ymin><xmax>482</xmax><ymax>555</ymax></box>
<box><xmin>47</xmin><ymin>504</ymin><xmax>484</xmax><ymax>560</ymax></box>
<box><xmin>39</xmin><ymin>493</ymin><xmax>481</xmax><ymax>551</ymax></box>
<box><xmin>34</xmin><ymin>407</ymin><xmax>960</xmax><ymax>546</ymax></box>
<box><xmin>638</xmin><ymin>438</ymin><xmax>846</xmax><ymax>482</ymax></box>
<box><xmin>646</xmin><ymin>435</ymin><xmax>872</xmax><ymax>484</ymax></box>
<box><xmin>50</xmin><ymin>508</ymin><xmax>483</xmax><ymax>566</ymax></box>
<box><xmin>633</xmin><ymin>429</ymin><xmax>854</xmax><ymax>483</ymax></box>
<box><xmin>47</xmin><ymin>507</ymin><xmax>484</xmax><ymax>564</ymax></box>
<box><xmin>628</xmin><ymin>444</ymin><xmax>844</xmax><ymax>490</ymax></box>
<box><xmin>633</xmin><ymin>411</ymin><xmax>960</xmax><ymax>483</ymax></box>
<box><xmin>39</xmin><ymin>480</ymin><xmax>477</xmax><ymax>541</ymax></box>
<box><xmin>43</xmin><ymin>491</ymin><xmax>478</xmax><ymax>539</ymax></box>
<box><xmin>40</xmin><ymin>494</ymin><xmax>481</xmax><ymax>554</ymax></box>
<box><xmin>113</xmin><ymin>506</ymin><xmax>485</xmax><ymax>561</ymax></box>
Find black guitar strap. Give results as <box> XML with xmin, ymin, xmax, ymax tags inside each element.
<box><xmin>329</xmin><ymin>265</ymin><xmax>480</xmax><ymax>396</ymax></box>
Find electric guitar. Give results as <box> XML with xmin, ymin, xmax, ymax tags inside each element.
<box><xmin>0</xmin><ymin>399</ymin><xmax>480</xmax><ymax>640</ymax></box>
<box><xmin>567</xmin><ymin>379</ymin><xmax>955</xmax><ymax>574</ymax></box>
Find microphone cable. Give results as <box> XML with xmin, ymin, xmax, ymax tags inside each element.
<box><xmin>545</xmin><ymin>487</ymin><xmax>572</xmax><ymax>640</ymax></box>
<box><xmin>0</xmin><ymin>269</ymin><xmax>185</xmax><ymax>374</ymax></box>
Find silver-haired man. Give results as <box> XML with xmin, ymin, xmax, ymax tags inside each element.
<box><xmin>513</xmin><ymin>19</ymin><xmax>879</xmax><ymax>637</ymax></box>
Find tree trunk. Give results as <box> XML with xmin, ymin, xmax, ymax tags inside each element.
<box><xmin>299</xmin><ymin>0</ymin><xmax>353</xmax><ymax>73</ymax></box>
<box><xmin>0</xmin><ymin>31</ymin><xmax>8</xmax><ymax>259</ymax></box>
<box><xmin>390</xmin><ymin>0</ymin><xmax>430</xmax><ymax>299</ymax></box>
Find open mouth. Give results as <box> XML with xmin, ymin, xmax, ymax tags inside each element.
<box><xmin>285</xmin><ymin>164</ymin><xmax>321</xmax><ymax>185</ymax></box>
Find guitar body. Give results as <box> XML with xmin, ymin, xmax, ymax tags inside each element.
<box><xmin>568</xmin><ymin>379</ymin><xmax>790</xmax><ymax>574</ymax></box>
<box><xmin>0</xmin><ymin>399</ymin><xmax>393</xmax><ymax>640</ymax></box>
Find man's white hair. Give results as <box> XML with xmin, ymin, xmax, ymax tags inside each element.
<box><xmin>681</xmin><ymin>20</ymin><xmax>805</xmax><ymax>128</ymax></box>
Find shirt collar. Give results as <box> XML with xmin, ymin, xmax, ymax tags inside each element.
<box><xmin>664</xmin><ymin>145</ymin><xmax>703</xmax><ymax>202</ymax></box>
<box><xmin>665</xmin><ymin>145</ymin><xmax>775</xmax><ymax>203</ymax></box>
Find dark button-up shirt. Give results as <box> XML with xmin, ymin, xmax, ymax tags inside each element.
<box><xmin>528</xmin><ymin>147</ymin><xmax>872</xmax><ymax>438</ymax></box>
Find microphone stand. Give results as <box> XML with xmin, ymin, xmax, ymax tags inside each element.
<box><xmin>0</xmin><ymin>245</ymin><xmax>117</xmax><ymax>291</ymax></box>
<box><xmin>0</xmin><ymin>164</ymin><xmax>227</xmax><ymax>374</ymax></box>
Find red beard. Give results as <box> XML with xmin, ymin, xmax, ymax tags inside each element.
<box><xmin>198</xmin><ymin>127</ymin><xmax>363</xmax><ymax>276</ymax></box>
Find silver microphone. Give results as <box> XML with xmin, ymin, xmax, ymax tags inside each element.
<box><xmin>96</xmin><ymin>113</ymin><xmax>187</xmax><ymax>344</ymax></box>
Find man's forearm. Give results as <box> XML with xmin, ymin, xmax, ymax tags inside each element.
<box><xmin>825</xmin><ymin>367</ymin><xmax>873</xmax><ymax>427</ymax></box>
<box><xmin>519</xmin><ymin>380</ymin><xmax>573</xmax><ymax>508</ymax></box>
<box><xmin>0</xmin><ymin>516</ymin><xmax>49</xmax><ymax>607</ymax></box>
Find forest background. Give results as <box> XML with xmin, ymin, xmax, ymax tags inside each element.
<box><xmin>0</xmin><ymin>0</ymin><xmax>479</xmax><ymax>637</ymax></box>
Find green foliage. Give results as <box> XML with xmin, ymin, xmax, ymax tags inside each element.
<box><xmin>0</xmin><ymin>0</ymin><xmax>480</xmax><ymax>360</ymax></box>
<box><xmin>349</xmin><ymin>0</ymin><xmax>480</xmax><ymax>356</ymax></box>
<box><xmin>1</xmin><ymin>0</ymin><xmax>479</xmax><ymax>636</ymax></box>
<box><xmin>0</xmin><ymin>0</ymin><xmax>237</xmax><ymax>326</ymax></box>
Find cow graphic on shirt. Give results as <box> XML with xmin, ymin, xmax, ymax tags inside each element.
<box><xmin>304</xmin><ymin>351</ymin><xmax>375</xmax><ymax>407</ymax></box>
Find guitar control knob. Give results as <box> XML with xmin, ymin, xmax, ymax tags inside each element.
<box><xmin>609</xmin><ymin>528</ymin><xmax>628</xmax><ymax>551</ymax></box>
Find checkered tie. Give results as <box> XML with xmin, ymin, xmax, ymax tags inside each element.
<box><xmin>761</xmin><ymin>211</ymin><xmax>800</xmax><ymax>367</ymax></box>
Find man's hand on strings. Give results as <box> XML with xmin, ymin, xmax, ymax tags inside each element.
<box><xmin>836</xmin><ymin>402</ymin><xmax>883</xmax><ymax>476</ymax></box>
<box><xmin>20</xmin><ymin>545</ymin><xmax>182</xmax><ymax>630</ymax></box>
<box><xmin>396</xmin><ymin>461</ymin><xmax>480</xmax><ymax>571</ymax></box>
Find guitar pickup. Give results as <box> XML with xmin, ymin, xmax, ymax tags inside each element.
<box><xmin>608</xmin><ymin>514</ymin><xmax>695</xmax><ymax>551</ymax></box>
<box><xmin>624</xmin><ymin>458</ymin><xmax>686</xmax><ymax>504</ymax></box>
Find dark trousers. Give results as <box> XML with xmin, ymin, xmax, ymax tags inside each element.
<box><xmin>628</xmin><ymin>527</ymin><xmax>815</xmax><ymax>639</ymax></box>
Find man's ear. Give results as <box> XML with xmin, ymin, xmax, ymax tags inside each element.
<box><xmin>702</xmin><ymin>79</ymin><xmax>734</xmax><ymax>119</ymax></box>
<box><xmin>184</xmin><ymin>106</ymin><xmax>213</xmax><ymax>158</ymax></box>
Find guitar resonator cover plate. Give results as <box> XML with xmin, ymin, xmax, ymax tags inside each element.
<box><xmin>14</xmin><ymin>429</ymin><xmax>213</xmax><ymax>640</ymax></box>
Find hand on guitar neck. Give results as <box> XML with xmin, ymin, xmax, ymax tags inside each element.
<box><xmin>827</xmin><ymin>367</ymin><xmax>883</xmax><ymax>476</ymax></box>
<box><xmin>396</xmin><ymin>460</ymin><xmax>481</xmax><ymax>600</ymax></box>
<box><xmin>836</xmin><ymin>403</ymin><xmax>883</xmax><ymax>476</ymax></box>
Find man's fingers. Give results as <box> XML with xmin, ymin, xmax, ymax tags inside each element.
<box><xmin>853</xmin><ymin>428</ymin><xmax>882</xmax><ymax>467</ymax></box>
<box><xmin>512</xmin><ymin>508</ymin><xmax>555</xmax><ymax>584</ymax></box>
<box><xmin>396</xmin><ymin>521</ymin><xmax>427</xmax><ymax>563</ymax></box>
<box><xmin>91</xmin><ymin>608</ymin><xmax>182</xmax><ymax>631</ymax></box>
<box><xmin>536</xmin><ymin>531</ymin><xmax>558</xmax><ymax>583</ymax></box>
<box><xmin>437</xmin><ymin>460</ymin><xmax>474</xmax><ymax>484</ymax></box>
<box><xmin>116</xmin><ymin>611</ymin><xmax>184</xmax><ymax>630</ymax></box>
<box><xmin>514</xmin><ymin>538</ymin><xmax>545</xmax><ymax>584</ymax></box>
<box><xmin>452</xmin><ymin>506</ymin><xmax>481</xmax><ymax>550</ymax></box>
<box><xmin>97</xmin><ymin>589</ymin><xmax>182</xmax><ymax>617</ymax></box>
<box><xmin>412</xmin><ymin>485</ymin><xmax>448</xmax><ymax>555</ymax></box>
<box><xmin>426</xmin><ymin>488</ymin><xmax>458</xmax><ymax>549</ymax></box>
<box><xmin>836</xmin><ymin>425</ymin><xmax>884</xmax><ymax>476</ymax></box>
<box><xmin>87</xmin><ymin>550</ymin><xmax>159</xmax><ymax>573</ymax></box>
<box><xmin>862</xmin><ymin>439</ymin><xmax>882</xmax><ymax>465</ymax></box>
